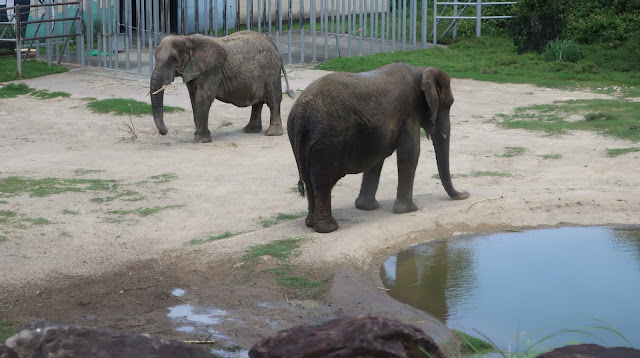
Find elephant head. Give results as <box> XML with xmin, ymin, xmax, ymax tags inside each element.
<box><xmin>421</xmin><ymin>67</ymin><xmax>469</xmax><ymax>200</ymax></box>
<box><xmin>150</xmin><ymin>35</ymin><xmax>226</xmax><ymax>135</ymax></box>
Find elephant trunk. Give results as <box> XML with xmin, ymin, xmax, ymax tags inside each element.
<box><xmin>150</xmin><ymin>62</ymin><xmax>172</xmax><ymax>135</ymax></box>
<box><xmin>431</xmin><ymin>116</ymin><xmax>470</xmax><ymax>200</ymax></box>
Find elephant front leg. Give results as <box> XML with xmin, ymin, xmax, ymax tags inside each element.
<box><xmin>393</xmin><ymin>132</ymin><xmax>419</xmax><ymax>214</ymax></box>
<box><xmin>188</xmin><ymin>83</ymin><xmax>212</xmax><ymax>143</ymax></box>
<box><xmin>243</xmin><ymin>103</ymin><xmax>263</xmax><ymax>133</ymax></box>
<box><xmin>355</xmin><ymin>160</ymin><xmax>384</xmax><ymax>210</ymax></box>
<box><xmin>264</xmin><ymin>102</ymin><xmax>284</xmax><ymax>136</ymax></box>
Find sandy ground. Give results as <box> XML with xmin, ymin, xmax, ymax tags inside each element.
<box><xmin>1</xmin><ymin>64</ymin><xmax>639</xmax><ymax>355</ymax></box>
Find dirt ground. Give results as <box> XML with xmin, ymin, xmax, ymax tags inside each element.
<box><xmin>1</xmin><ymin>64</ymin><xmax>639</xmax><ymax>356</ymax></box>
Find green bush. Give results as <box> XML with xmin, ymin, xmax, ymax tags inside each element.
<box><xmin>544</xmin><ymin>38</ymin><xmax>583</xmax><ymax>62</ymax></box>
<box><xmin>510</xmin><ymin>0</ymin><xmax>567</xmax><ymax>53</ymax></box>
<box><xmin>563</xmin><ymin>0</ymin><xmax>640</xmax><ymax>47</ymax></box>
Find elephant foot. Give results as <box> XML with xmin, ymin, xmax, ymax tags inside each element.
<box><xmin>450</xmin><ymin>190</ymin><xmax>471</xmax><ymax>200</ymax></box>
<box><xmin>305</xmin><ymin>215</ymin><xmax>314</xmax><ymax>228</ymax></box>
<box><xmin>313</xmin><ymin>216</ymin><xmax>338</xmax><ymax>233</ymax></box>
<box><xmin>355</xmin><ymin>196</ymin><xmax>380</xmax><ymax>211</ymax></box>
<box><xmin>264</xmin><ymin>125</ymin><xmax>284</xmax><ymax>136</ymax></box>
<box><xmin>193</xmin><ymin>134</ymin><xmax>212</xmax><ymax>143</ymax></box>
<box><xmin>243</xmin><ymin>122</ymin><xmax>262</xmax><ymax>133</ymax></box>
<box><xmin>392</xmin><ymin>199</ymin><xmax>418</xmax><ymax>214</ymax></box>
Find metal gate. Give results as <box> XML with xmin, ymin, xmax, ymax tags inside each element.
<box><xmin>1</xmin><ymin>0</ymin><xmax>517</xmax><ymax>75</ymax></box>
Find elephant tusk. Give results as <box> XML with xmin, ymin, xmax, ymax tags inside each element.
<box><xmin>441</xmin><ymin>132</ymin><xmax>447</xmax><ymax>140</ymax></box>
<box><xmin>144</xmin><ymin>90</ymin><xmax>151</xmax><ymax>97</ymax></box>
<box><xmin>152</xmin><ymin>84</ymin><xmax>170</xmax><ymax>95</ymax></box>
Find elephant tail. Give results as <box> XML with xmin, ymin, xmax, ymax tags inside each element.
<box><xmin>281</xmin><ymin>62</ymin><xmax>295</xmax><ymax>100</ymax></box>
<box><xmin>297</xmin><ymin>179</ymin><xmax>305</xmax><ymax>197</ymax></box>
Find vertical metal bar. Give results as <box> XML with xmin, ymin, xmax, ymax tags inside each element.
<box><xmin>246</xmin><ymin>0</ymin><xmax>251</xmax><ymax>31</ymax></box>
<box><xmin>166</xmin><ymin>0</ymin><xmax>171</xmax><ymax>34</ymax></box>
<box><xmin>299</xmin><ymin>0</ymin><xmax>304</xmax><ymax>62</ymax></box>
<box><xmin>401</xmin><ymin>0</ymin><xmax>405</xmax><ymax>50</ymax></box>
<box><xmin>62</xmin><ymin>3</ymin><xmax>69</xmax><ymax>60</ymax></box>
<box><xmin>16</xmin><ymin>5</ymin><xmax>22</xmax><ymax>76</ymax></box>
<box><xmin>195</xmin><ymin>0</ymin><xmax>200</xmax><ymax>33</ymax></box>
<box><xmin>34</xmin><ymin>5</ymin><xmax>40</xmax><ymax>61</ymax></box>
<box><xmin>268</xmin><ymin>0</ymin><xmax>272</xmax><ymax>35</ymax></box>
<box><xmin>108</xmin><ymin>0</ymin><xmax>113</xmax><ymax>68</ymax></box>
<box><xmin>411</xmin><ymin>0</ymin><xmax>416</xmax><ymax>49</ymax></box>
<box><xmin>347</xmin><ymin>0</ymin><xmax>351</xmax><ymax>56</ymax></box>
<box><xmin>311</xmin><ymin>0</ymin><xmax>315</xmax><ymax>61</ymax></box>
<box><xmin>341</xmin><ymin>0</ymin><xmax>345</xmax><ymax>35</ymax></box>
<box><xmin>324</xmin><ymin>0</ymin><xmax>328</xmax><ymax>60</ymax></box>
<box><xmin>79</xmin><ymin>3</ymin><xmax>85</xmax><ymax>67</ymax></box>
<box><xmin>452</xmin><ymin>1</ymin><xmax>457</xmax><ymax>38</ymax></box>
<box><xmin>45</xmin><ymin>0</ymin><xmax>52</xmax><ymax>66</ymax></box>
<box><xmin>88</xmin><ymin>0</ymin><xmax>94</xmax><ymax>66</ymax></box>
<box><xmin>100</xmin><ymin>0</ymin><xmax>105</xmax><ymax>67</ymax></box>
<box><xmin>432</xmin><ymin>0</ymin><xmax>436</xmax><ymax>45</ymax></box>
<box><xmin>154</xmin><ymin>0</ymin><xmax>159</xmax><ymax>42</ymax></box>
<box><xmin>54</xmin><ymin>2</ymin><xmax>60</xmax><ymax>63</ymax></box>
<box><xmin>369</xmin><ymin>0</ymin><xmax>373</xmax><ymax>53</ymax></box>
<box><xmin>125</xmin><ymin>0</ymin><xmax>130</xmax><ymax>70</ymax></box>
<box><xmin>257</xmin><ymin>0</ymin><xmax>261</xmax><ymax>33</ymax></box>
<box><xmin>137</xmin><ymin>0</ymin><xmax>141</xmax><ymax>72</ymax></box>
<box><xmin>476</xmin><ymin>0</ymin><xmax>481</xmax><ymax>37</ymax></box>
<box><xmin>288</xmin><ymin>0</ymin><xmax>292</xmax><ymax>64</ymax></box>
<box><xmin>381</xmin><ymin>0</ymin><xmax>386</xmax><ymax>52</ymax></box>
<box><xmin>210</xmin><ymin>0</ymin><xmax>215</xmax><ymax>35</ymax></box>
<box><xmin>391</xmin><ymin>0</ymin><xmax>395</xmax><ymax>51</ymax></box>
<box><xmin>277</xmin><ymin>0</ymin><xmax>281</xmax><ymax>47</ymax></box>
<box><xmin>223</xmin><ymin>0</ymin><xmax>228</xmax><ymax>35</ymax></box>
<box><xmin>147</xmin><ymin>0</ymin><xmax>153</xmax><ymax>74</ymax></box>
<box><xmin>127</xmin><ymin>0</ymin><xmax>132</xmax><ymax>49</ymax></box>
<box><xmin>115</xmin><ymin>0</ymin><xmax>119</xmax><ymax>69</ymax></box>
<box><xmin>181</xmin><ymin>0</ymin><xmax>186</xmax><ymax>34</ymax></box>
<box><xmin>421</xmin><ymin>0</ymin><xmax>426</xmax><ymax>47</ymax></box>
<box><xmin>358</xmin><ymin>0</ymin><xmax>362</xmax><ymax>55</ymax></box>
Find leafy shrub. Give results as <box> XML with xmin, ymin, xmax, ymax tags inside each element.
<box><xmin>544</xmin><ymin>38</ymin><xmax>583</xmax><ymax>62</ymax></box>
<box><xmin>510</xmin><ymin>0</ymin><xmax>567</xmax><ymax>53</ymax></box>
<box><xmin>564</xmin><ymin>1</ymin><xmax>640</xmax><ymax>47</ymax></box>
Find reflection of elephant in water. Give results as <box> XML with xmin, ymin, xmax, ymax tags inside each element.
<box><xmin>288</xmin><ymin>63</ymin><xmax>469</xmax><ymax>233</ymax></box>
<box><xmin>150</xmin><ymin>31</ymin><xmax>295</xmax><ymax>143</ymax></box>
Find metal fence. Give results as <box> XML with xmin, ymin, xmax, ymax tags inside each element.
<box><xmin>0</xmin><ymin>0</ymin><xmax>517</xmax><ymax>76</ymax></box>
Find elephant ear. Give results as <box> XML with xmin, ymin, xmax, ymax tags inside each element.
<box><xmin>420</xmin><ymin>67</ymin><xmax>452</xmax><ymax>124</ymax></box>
<box><xmin>181</xmin><ymin>38</ymin><xmax>227</xmax><ymax>83</ymax></box>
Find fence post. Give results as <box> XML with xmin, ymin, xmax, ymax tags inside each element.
<box><xmin>476</xmin><ymin>0</ymin><xmax>481</xmax><ymax>37</ymax></box>
<box><xmin>16</xmin><ymin>5</ymin><xmax>22</xmax><ymax>76</ymax></box>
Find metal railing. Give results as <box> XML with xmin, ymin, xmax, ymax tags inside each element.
<box><xmin>433</xmin><ymin>0</ymin><xmax>516</xmax><ymax>45</ymax></box>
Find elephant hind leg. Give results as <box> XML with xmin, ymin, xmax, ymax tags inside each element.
<box><xmin>243</xmin><ymin>103</ymin><xmax>264</xmax><ymax>133</ymax></box>
<box><xmin>311</xmin><ymin>177</ymin><xmax>339</xmax><ymax>233</ymax></box>
<box><xmin>304</xmin><ymin>180</ymin><xmax>315</xmax><ymax>228</ymax></box>
<box><xmin>263</xmin><ymin>88</ymin><xmax>284</xmax><ymax>136</ymax></box>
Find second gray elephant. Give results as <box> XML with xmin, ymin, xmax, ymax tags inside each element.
<box><xmin>150</xmin><ymin>30</ymin><xmax>295</xmax><ymax>143</ymax></box>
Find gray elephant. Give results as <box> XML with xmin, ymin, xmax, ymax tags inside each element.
<box><xmin>288</xmin><ymin>63</ymin><xmax>469</xmax><ymax>233</ymax></box>
<box><xmin>150</xmin><ymin>30</ymin><xmax>294</xmax><ymax>143</ymax></box>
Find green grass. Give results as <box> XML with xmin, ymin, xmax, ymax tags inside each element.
<box><xmin>73</xmin><ymin>168</ymin><xmax>105</xmax><ymax>176</ymax></box>
<box><xmin>0</xmin><ymin>57</ymin><xmax>68</xmax><ymax>82</ymax></box>
<box><xmin>259</xmin><ymin>212</ymin><xmax>307</xmax><ymax>228</ymax></box>
<box><xmin>0</xmin><ymin>319</ymin><xmax>16</xmax><ymax>342</ymax></box>
<box><xmin>499</xmin><ymin>146</ymin><xmax>527</xmax><ymax>158</ymax></box>
<box><xmin>606</xmin><ymin>147</ymin><xmax>640</xmax><ymax>157</ymax></box>
<box><xmin>316</xmin><ymin>35</ymin><xmax>640</xmax><ymax>92</ymax></box>
<box><xmin>495</xmin><ymin>99</ymin><xmax>640</xmax><ymax>142</ymax></box>
<box><xmin>0</xmin><ymin>176</ymin><xmax>117</xmax><ymax>198</ymax></box>
<box><xmin>87</xmin><ymin>98</ymin><xmax>184</xmax><ymax>116</ymax></box>
<box><xmin>62</xmin><ymin>209</ymin><xmax>79</xmax><ymax>215</ymax></box>
<box><xmin>454</xmin><ymin>330</ymin><xmax>495</xmax><ymax>355</ymax></box>
<box><xmin>91</xmin><ymin>189</ymin><xmax>144</xmax><ymax>203</ymax></box>
<box><xmin>0</xmin><ymin>235</ymin><xmax>7</xmax><ymax>243</ymax></box>
<box><xmin>0</xmin><ymin>83</ymin><xmax>70</xmax><ymax>99</ymax></box>
<box><xmin>149</xmin><ymin>173</ymin><xmax>178</xmax><ymax>183</ymax></box>
<box><xmin>30</xmin><ymin>89</ymin><xmax>71</xmax><ymax>99</ymax></box>
<box><xmin>107</xmin><ymin>205</ymin><xmax>183</xmax><ymax>217</ymax></box>
<box><xmin>189</xmin><ymin>231</ymin><xmax>239</xmax><ymax>245</ymax></box>
<box><xmin>433</xmin><ymin>171</ymin><xmax>511</xmax><ymax>179</ymax></box>
<box><xmin>0</xmin><ymin>209</ymin><xmax>51</xmax><ymax>228</ymax></box>
<box><xmin>540</xmin><ymin>153</ymin><xmax>562</xmax><ymax>160</ymax></box>
<box><xmin>245</xmin><ymin>237</ymin><xmax>306</xmax><ymax>261</ymax></box>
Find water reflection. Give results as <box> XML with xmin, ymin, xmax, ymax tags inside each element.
<box><xmin>381</xmin><ymin>226</ymin><xmax>640</xmax><ymax>351</ymax></box>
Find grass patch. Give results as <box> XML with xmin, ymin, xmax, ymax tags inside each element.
<box><xmin>0</xmin><ymin>235</ymin><xmax>7</xmax><ymax>243</ymax></box>
<box><xmin>495</xmin><ymin>99</ymin><xmax>640</xmax><ymax>142</ymax></box>
<box><xmin>606</xmin><ymin>147</ymin><xmax>640</xmax><ymax>157</ymax></box>
<box><xmin>189</xmin><ymin>231</ymin><xmax>238</xmax><ymax>245</ymax></box>
<box><xmin>0</xmin><ymin>57</ymin><xmax>68</xmax><ymax>82</ymax></box>
<box><xmin>316</xmin><ymin>35</ymin><xmax>640</xmax><ymax>92</ymax></box>
<box><xmin>87</xmin><ymin>98</ymin><xmax>184</xmax><ymax>116</ymax></box>
<box><xmin>0</xmin><ymin>176</ymin><xmax>117</xmax><ymax>198</ymax></box>
<box><xmin>149</xmin><ymin>173</ymin><xmax>178</xmax><ymax>183</ymax></box>
<box><xmin>108</xmin><ymin>205</ymin><xmax>183</xmax><ymax>217</ymax></box>
<box><xmin>73</xmin><ymin>168</ymin><xmax>105</xmax><ymax>176</ymax></box>
<box><xmin>0</xmin><ymin>319</ymin><xmax>16</xmax><ymax>342</ymax></box>
<box><xmin>30</xmin><ymin>89</ymin><xmax>71</xmax><ymax>99</ymax></box>
<box><xmin>260</xmin><ymin>212</ymin><xmax>307</xmax><ymax>228</ymax></box>
<box><xmin>0</xmin><ymin>209</ymin><xmax>51</xmax><ymax>229</ymax></box>
<box><xmin>62</xmin><ymin>209</ymin><xmax>79</xmax><ymax>215</ymax></box>
<box><xmin>243</xmin><ymin>237</ymin><xmax>328</xmax><ymax>298</ymax></box>
<box><xmin>0</xmin><ymin>200</ymin><xmax>8</xmax><ymax>204</ymax></box>
<box><xmin>0</xmin><ymin>83</ymin><xmax>33</xmax><ymax>98</ymax></box>
<box><xmin>499</xmin><ymin>146</ymin><xmax>527</xmax><ymax>158</ymax></box>
<box><xmin>91</xmin><ymin>190</ymin><xmax>143</xmax><ymax>203</ymax></box>
<box><xmin>540</xmin><ymin>153</ymin><xmax>562</xmax><ymax>160</ymax></box>
<box><xmin>454</xmin><ymin>330</ymin><xmax>495</xmax><ymax>355</ymax></box>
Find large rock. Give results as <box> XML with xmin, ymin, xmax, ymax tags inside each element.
<box><xmin>0</xmin><ymin>321</ymin><xmax>217</xmax><ymax>358</ymax></box>
<box><xmin>249</xmin><ymin>314</ymin><xmax>445</xmax><ymax>358</ymax></box>
<box><xmin>536</xmin><ymin>343</ymin><xmax>640</xmax><ymax>358</ymax></box>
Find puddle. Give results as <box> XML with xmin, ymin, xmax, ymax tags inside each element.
<box><xmin>381</xmin><ymin>226</ymin><xmax>640</xmax><ymax>351</ymax></box>
<box><xmin>172</xmin><ymin>288</ymin><xmax>185</xmax><ymax>297</ymax></box>
<box><xmin>167</xmin><ymin>304</ymin><xmax>227</xmax><ymax>326</ymax></box>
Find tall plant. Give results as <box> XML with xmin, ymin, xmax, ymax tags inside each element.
<box><xmin>509</xmin><ymin>0</ymin><xmax>567</xmax><ymax>53</ymax></box>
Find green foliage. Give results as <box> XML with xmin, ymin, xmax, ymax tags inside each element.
<box><xmin>0</xmin><ymin>208</ymin><xmax>51</xmax><ymax>228</ymax></box>
<box><xmin>0</xmin><ymin>57</ymin><xmax>68</xmax><ymax>82</ymax></box>
<box><xmin>0</xmin><ymin>319</ymin><xmax>15</xmax><ymax>342</ymax></box>
<box><xmin>544</xmin><ymin>39</ymin><xmax>583</xmax><ymax>63</ymax></box>
<box><xmin>606</xmin><ymin>147</ymin><xmax>640</xmax><ymax>158</ymax></box>
<box><xmin>495</xmin><ymin>99</ymin><xmax>640</xmax><ymax>142</ymax></box>
<box><xmin>510</xmin><ymin>0</ymin><xmax>567</xmax><ymax>53</ymax></box>
<box><xmin>87</xmin><ymin>98</ymin><xmax>184</xmax><ymax>116</ymax></box>
<box><xmin>260</xmin><ymin>212</ymin><xmax>307</xmax><ymax>228</ymax></box>
<box><xmin>0</xmin><ymin>83</ymin><xmax>33</xmax><ymax>98</ymax></box>
<box><xmin>245</xmin><ymin>237</ymin><xmax>306</xmax><ymax>261</ymax></box>
<box><xmin>454</xmin><ymin>330</ymin><xmax>495</xmax><ymax>355</ymax></box>
<box><xmin>317</xmin><ymin>35</ymin><xmax>640</xmax><ymax>90</ymax></box>
<box><xmin>0</xmin><ymin>176</ymin><xmax>117</xmax><ymax>198</ymax></box>
<box><xmin>31</xmin><ymin>89</ymin><xmax>71</xmax><ymax>99</ymax></box>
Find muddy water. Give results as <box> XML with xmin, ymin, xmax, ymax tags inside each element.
<box><xmin>380</xmin><ymin>226</ymin><xmax>640</xmax><ymax>351</ymax></box>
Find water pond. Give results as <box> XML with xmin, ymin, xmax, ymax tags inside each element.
<box><xmin>380</xmin><ymin>226</ymin><xmax>640</xmax><ymax>352</ymax></box>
